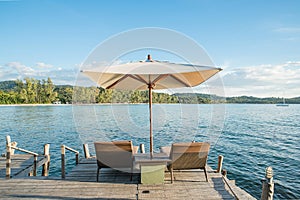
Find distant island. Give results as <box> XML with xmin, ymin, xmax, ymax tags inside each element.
<box><xmin>0</xmin><ymin>78</ymin><xmax>299</xmax><ymax>104</ymax></box>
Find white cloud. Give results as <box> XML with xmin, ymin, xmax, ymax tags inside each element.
<box><xmin>35</xmin><ymin>62</ymin><xmax>54</xmax><ymax>69</ymax></box>
<box><xmin>0</xmin><ymin>61</ymin><xmax>77</xmax><ymax>86</ymax></box>
<box><xmin>4</xmin><ymin>62</ymin><xmax>35</xmax><ymax>78</ymax></box>
<box><xmin>221</xmin><ymin>61</ymin><xmax>300</xmax><ymax>98</ymax></box>
<box><xmin>274</xmin><ymin>27</ymin><xmax>300</xmax><ymax>33</ymax></box>
<box><xmin>285</xmin><ymin>61</ymin><xmax>300</xmax><ymax>65</ymax></box>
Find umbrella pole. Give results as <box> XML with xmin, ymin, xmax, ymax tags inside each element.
<box><xmin>148</xmin><ymin>85</ymin><xmax>153</xmax><ymax>158</ymax></box>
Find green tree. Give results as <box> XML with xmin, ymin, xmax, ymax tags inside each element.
<box><xmin>44</xmin><ymin>77</ymin><xmax>56</xmax><ymax>103</ymax></box>
<box><xmin>24</xmin><ymin>78</ymin><xmax>35</xmax><ymax>103</ymax></box>
<box><xmin>55</xmin><ymin>86</ymin><xmax>73</xmax><ymax>104</ymax></box>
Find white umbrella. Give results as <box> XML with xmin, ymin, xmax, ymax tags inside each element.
<box><xmin>82</xmin><ymin>55</ymin><xmax>222</xmax><ymax>156</ymax></box>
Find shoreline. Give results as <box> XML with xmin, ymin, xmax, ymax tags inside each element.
<box><xmin>0</xmin><ymin>103</ymin><xmax>147</xmax><ymax>107</ymax></box>
<box><xmin>0</xmin><ymin>104</ymin><xmax>72</xmax><ymax>107</ymax></box>
<box><xmin>0</xmin><ymin>103</ymin><xmax>297</xmax><ymax>107</ymax></box>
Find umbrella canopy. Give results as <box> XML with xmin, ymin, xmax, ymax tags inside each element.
<box><xmin>82</xmin><ymin>55</ymin><xmax>222</xmax><ymax>155</ymax></box>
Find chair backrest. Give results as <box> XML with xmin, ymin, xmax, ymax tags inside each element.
<box><xmin>170</xmin><ymin>142</ymin><xmax>210</xmax><ymax>170</ymax></box>
<box><xmin>94</xmin><ymin>141</ymin><xmax>134</xmax><ymax>169</ymax></box>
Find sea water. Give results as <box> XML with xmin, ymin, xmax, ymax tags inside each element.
<box><xmin>0</xmin><ymin>104</ymin><xmax>299</xmax><ymax>199</ymax></box>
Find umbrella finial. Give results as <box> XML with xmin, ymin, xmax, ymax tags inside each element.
<box><xmin>146</xmin><ymin>54</ymin><xmax>153</xmax><ymax>62</ymax></box>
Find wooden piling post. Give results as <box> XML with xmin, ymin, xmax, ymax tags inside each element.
<box><xmin>217</xmin><ymin>155</ymin><xmax>224</xmax><ymax>173</ymax></box>
<box><xmin>140</xmin><ymin>144</ymin><xmax>145</xmax><ymax>153</ymax></box>
<box><xmin>6</xmin><ymin>135</ymin><xmax>11</xmax><ymax>179</ymax></box>
<box><xmin>75</xmin><ymin>152</ymin><xmax>79</xmax><ymax>165</ymax></box>
<box><xmin>221</xmin><ymin>169</ymin><xmax>227</xmax><ymax>177</ymax></box>
<box><xmin>83</xmin><ymin>144</ymin><xmax>90</xmax><ymax>158</ymax></box>
<box><xmin>42</xmin><ymin>144</ymin><xmax>50</xmax><ymax>176</ymax></box>
<box><xmin>10</xmin><ymin>142</ymin><xmax>17</xmax><ymax>155</ymax></box>
<box><xmin>61</xmin><ymin>145</ymin><xmax>65</xmax><ymax>179</ymax></box>
<box><xmin>261</xmin><ymin>166</ymin><xmax>274</xmax><ymax>200</ymax></box>
<box><xmin>33</xmin><ymin>155</ymin><xmax>37</xmax><ymax>176</ymax></box>
<box><xmin>61</xmin><ymin>145</ymin><xmax>79</xmax><ymax>178</ymax></box>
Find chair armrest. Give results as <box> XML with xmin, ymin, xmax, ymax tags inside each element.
<box><xmin>160</xmin><ymin>146</ymin><xmax>171</xmax><ymax>157</ymax></box>
<box><xmin>133</xmin><ymin>146</ymin><xmax>139</xmax><ymax>154</ymax></box>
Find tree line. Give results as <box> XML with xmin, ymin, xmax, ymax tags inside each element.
<box><xmin>1</xmin><ymin>78</ymin><xmax>299</xmax><ymax>104</ymax></box>
<box><xmin>0</xmin><ymin>78</ymin><xmax>56</xmax><ymax>104</ymax></box>
<box><xmin>0</xmin><ymin>78</ymin><xmax>180</xmax><ymax>104</ymax></box>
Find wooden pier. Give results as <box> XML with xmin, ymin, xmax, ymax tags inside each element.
<box><xmin>0</xmin><ymin>154</ymin><xmax>48</xmax><ymax>178</ymax></box>
<box><xmin>0</xmin><ymin>157</ymin><xmax>256</xmax><ymax>200</ymax></box>
<box><xmin>0</xmin><ymin>137</ymin><xmax>266</xmax><ymax>199</ymax></box>
<box><xmin>1</xmin><ymin>136</ymin><xmax>50</xmax><ymax>179</ymax></box>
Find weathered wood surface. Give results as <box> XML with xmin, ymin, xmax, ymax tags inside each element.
<box><xmin>0</xmin><ymin>154</ymin><xmax>48</xmax><ymax>178</ymax></box>
<box><xmin>0</xmin><ymin>178</ymin><xmax>137</xmax><ymax>199</ymax></box>
<box><xmin>0</xmin><ymin>157</ymin><xmax>255</xmax><ymax>199</ymax></box>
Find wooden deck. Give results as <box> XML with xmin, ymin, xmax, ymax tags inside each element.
<box><xmin>0</xmin><ymin>157</ymin><xmax>256</xmax><ymax>199</ymax></box>
<box><xmin>0</xmin><ymin>154</ymin><xmax>48</xmax><ymax>178</ymax></box>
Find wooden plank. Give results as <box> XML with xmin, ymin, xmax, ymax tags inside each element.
<box><xmin>0</xmin><ymin>179</ymin><xmax>137</xmax><ymax>199</ymax></box>
<box><xmin>14</xmin><ymin>156</ymin><xmax>47</xmax><ymax>177</ymax></box>
<box><xmin>0</xmin><ymin>157</ymin><xmax>255</xmax><ymax>200</ymax></box>
<box><xmin>0</xmin><ymin>155</ymin><xmax>48</xmax><ymax>178</ymax></box>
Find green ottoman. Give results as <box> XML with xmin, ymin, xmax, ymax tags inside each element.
<box><xmin>141</xmin><ymin>164</ymin><xmax>165</xmax><ymax>184</ymax></box>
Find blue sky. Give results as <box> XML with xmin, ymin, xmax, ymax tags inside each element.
<box><xmin>1</xmin><ymin>0</ymin><xmax>300</xmax><ymax>97</ymax></box>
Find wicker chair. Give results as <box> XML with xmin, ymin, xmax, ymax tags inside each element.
<box><xmin>94</xmin><ymin>141</ymin><xmax>138</xmax><ymax>182</ymax></box>
<box><xmin>162</xmin><ymin>142</ymin><xmax>210</xmax><ymax>183</ymax></box>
